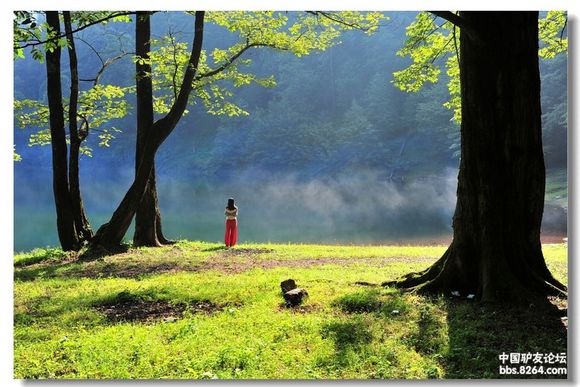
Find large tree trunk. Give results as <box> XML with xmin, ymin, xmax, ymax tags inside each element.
<box><xmin>133</xmin><ymin>12</ymin><xmax>173</xmax><ymax>247</ymax></box>
<box><xmin>63</xmin><ymin>11</ymin><xmax>93</xmax><ymax>244</ymax></box>
<box><xmin>91</xmin><ymin>11</ymin><xmax>205</xmax><ymax>249</ymax></box>
<box><xmin>45</xmin><ymin>11</ymin><xmax>79</xmax><ymax>251</ymax></box>
<box><xmin>385</xmin><ymin>11</ymin><xmax>566</xmax><ymax>303</ymax></box>
<box><xmin>91</xmin><ymin>140</ymin><xmax>161</xmax><ymax>247</ymax></box>
<box><xmin>134</xmin><ymin>169</ymin><xmax>175</xmax><ymax>246</ymax></box>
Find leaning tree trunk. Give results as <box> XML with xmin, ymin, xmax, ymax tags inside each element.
<box><xmin>63</xmin><ymin>11</ymin><xmax>93</xmax><ymax>244</ymax></box>
<box><xmin>91</xmin><ymin>11</ymin><xmax>205</xmax><ymax>249</ymax></box>
<box><xmin>91</xmin><ymin>139</ymin><xmax>162</xmax><ymax>247</ymax></box>
<box><xmin>45</xmin><ymin>11</ymin><xmax>79</xmax><ymax>251</ymax></box>
<box><xmin>134</xmin><ymin>169</ymin><xmax>175</xmax><ymax>246</ymax></box>
<box><xmin>133</xmin><ymin>11</ymin><xmax>173</xmax><ymax>247</ymax></box>
<box><xmin>385</xmin><ymin>11</ymin><xmax>566</xmax><ymax>303</ymax></box>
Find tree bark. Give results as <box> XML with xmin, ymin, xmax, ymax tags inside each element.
<box><xmin>91</xmin><ymin>11</ymin><xmax>205</xmax><ymax>249</ymax></box>
<box><xmin>133</xmin><ymin>12</ymin><xmax>173</xmax><ymax>247</ymax></box>
<box><xmin>385</xmin><ymin>11</ymin><xmax>567</xmax><ymax>303</ymax></box>
<box><xmin>134</xmin><ymin>168</ymin><xmax>169</xmax><ymax>246</ymax></box>
<box><xmin>45</xmin><ymin>11</ymin><xmax>79</xmax><ymax>251</ymax></box>
<box><xmin>63</xmin><ymin>11</ymin><xmax>93</xmax><ymax>244</ymax></box>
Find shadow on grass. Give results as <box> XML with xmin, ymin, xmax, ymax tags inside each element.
<box><xmin>13</xmin><ymin>242</ymin><xmax>211</xmax><ymax>282</ymax></box>
<box><xmin>14</xmin><ymin>244</ymin><xmax>132</xmax><ymax>281</ymax></box>
<box><xmin>78</xmin><ymin>244</ymin><xmax>130</xmax><ymax>261</ymax></box>
<box><xmin>444</xmin><ymin>299</ymin><xmax>567</xmax><ymax>379</ymax></box>
<box><xmin>94</xmin><ymin>289</ymin><xmax>225</xmax><ymax>323</ymax></box>
<box><xmin>318</xmin><ymin>290</ymin><xmax>406</xmax><ymax>372</ymax></box>
<box><xmin>14</xmin><ymin>259</ymin><xmax>191</xmax><ymax>282</ymax></box>
<box><xmin>402</xmin><ymin>303</ymin><xmax>447</xmax><ymax>356</ymax></box>
<box><xmin>14</xmin><ymin>248</ymin><xmax>70</xmax><ymax>268</ymax></box>
<box><xmin>333</xmin><ymin>289</ymin><xmax>410</xmax><ymax>317</ymax></box>
<box><xmin>332</xmin><ymin>288</ymin><xmax>567</xmax><ymax>379</ymax></box>
<box><xmin>321</xmin><ymin>318</ymin><xmax>373</xmax><ymax>350</ymax></box>
<box><xmin>319</xmin><ymin>316</ymin><xmax>374</xmax><ymax>368</ymax></box>
<box><xmin>15</xmin><ymin>287</ymin><xmax>232</xmax><ymax>327</ymax></box>
<box><xmin>201</xmin><ymin>245</ymin><xmax>227</xmax><ymax>252</ymax></box>
<box><xmin>14</xmin><ymin>263</ymin><xmax>67</xmax><ymax>282</ymax></box>
<box><xmin>332</xmin><ymin>289</ymin><xmax>447</xmax><ymax>368</ymax></box>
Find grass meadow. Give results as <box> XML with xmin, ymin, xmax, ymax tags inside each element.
<box><xmin>14</xmin><ymin>241</ymin><xmax>568</xmax><ymax>379</ymax></box>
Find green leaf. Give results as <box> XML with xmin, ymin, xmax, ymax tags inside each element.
<box><xmin>539</xmin><ymin>11</ymin><xmax>567</xmax><ymax>59</ymax></box>
<box><xmin>14</xmin><ymin>146</ymin><xmax>22</xmax><ymax>162</ymax></box>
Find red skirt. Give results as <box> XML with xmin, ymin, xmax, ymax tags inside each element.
<box><xmin>224</xmin><ymin>219</ymin><xmax>238</xmax><ymax>247</ymax></box>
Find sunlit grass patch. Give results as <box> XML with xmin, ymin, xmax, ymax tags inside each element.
<box><xmin>14</xmin><ymin>242</ymin><xmax>567</xmax><ymax>379</ymax></box>
<box><xmin>543</xmin><ymin>243</ymin><xmax>568</xmax><ymax>286</ymax></box>
<box><xmin>14</xmin><ymin>247</ymin><xmax>71</xmax><ymax>267</ymax></box>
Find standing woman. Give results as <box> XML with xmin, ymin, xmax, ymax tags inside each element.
<box><xmin>224</xmin><ymin>198</ymin><xmax>238</xmax><ymax>248</ymax></box>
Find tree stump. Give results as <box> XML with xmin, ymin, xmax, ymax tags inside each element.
<box><xmin>280</xmin><ymin>279</ymin><xmax>297</xmax><ymax>293</ymax></box>
<box><xmin>280</xmin><ymin>279</ymin><xmax>308</xmax><ymax>306</ymax></box>
<box><xmin>283</xmin><ymin>288</ymin><xmax>309</xmax><ymax>306</ymax></box>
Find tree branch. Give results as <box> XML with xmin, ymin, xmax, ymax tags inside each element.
<box><xmin>78</xmin><ymin>116</ymin><xmax>89</xmax><ymax>141</ymax></box>
<box><xmin>195</xmin><ymin>41</ymin><xmax>278</xmax><ymax>81</ymax></box>
<box><xmin>429</xmin><ymin>11</ymin><xmax>467</xmax><ymax>29</ymax></box>
<box><xmin>404</xmin><ymin>16</ymin><xmax>448</xmax><ymax>53</ymax></box>
<box><xmin>306</xmin><ymin>11</ymin><xmax>373</xmax><ymax>31</ymax></box>
<box><xmin>157</xmin><ymin>11</ymin><xmax>205</xmax><ymax>136</ymax></box>
<box><xmin>430</xmin><ymin>11</ymin><xmax>483</xmax><ymax>45</ymax></box>
<box><xmin>167</xmin><ymin>27</ymin><xmax>180</xmax><ymax>101</ymax></box>
<box><xmin>76</xmin><ymin>36</ymin><xmax>105</xmax><ymax>66</ymax></box>
<box><xmin>63</xmin><ymin>11</ymin><xmax>80</xmax><ymax>143</ymax></box>
<box><xmin>429</xmin><ymin>36</ymin><xmax>454</xmax><ymax>65</ymax></box>
<box><xmin>560</xmin><ymin>18</ymin><xmax>568</xmax><ymax>42</ymax></box>
<box><xmin>92</xmin><ymin>52</ymin><xmax>133</xmax><ymax>86</ymax></box>
<box><xmin>453</xmin><ymin>23</ymin><xmax>459</xmax><ymax>63</ymax></box>
<box><xmin>76</xmin><ymin>36</ymin><xmax>133</xmax><ymax>86</ymax></box>
<box><xmin>15</xmin><ymin>11</ymin><xmax>137</xmax><ymax>50</ymax></box>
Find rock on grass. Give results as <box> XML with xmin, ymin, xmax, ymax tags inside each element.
<box><xmin>281</xmin><ymin>279</ymin><xmax>308</xmax><ymax>306</ymax></box>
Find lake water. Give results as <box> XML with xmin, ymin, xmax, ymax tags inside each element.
<box><xmin>14</xmin><ymin>169</ymin><xmax>566</xmax><ymax>252</ymax></box>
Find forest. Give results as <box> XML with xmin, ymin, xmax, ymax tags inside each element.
<box><xmin>14</xmin><ymin>11</ymin><xmax>567</xmax><ymax>251</ymax></box>
<box><xmin>12</xmin><ymin>11</ymin><xmax>568</xmax><ymax>380</ymax></box>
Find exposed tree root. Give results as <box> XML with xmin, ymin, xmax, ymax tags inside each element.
<box><xmin>381</xmin><ymin>248</ymin><xmax>449</xmax><ymax>290</ymax></box>
<box><xmin>156</xmin><ymin>221</ymin><xmax>176</xmax><ymax>245</ymax></box>
<box><xmin>79</xmin><ymin>242</ymin><xmax>130</xmax><ymax>261</ymax></box>
<box><xmin>382</xmin><ymin>242</ymin><xmax>567</xmax><ymax>306</ymax></box>
<box><xmin>354</xmin><ymin>281</ymin><xmax>380</xmax><ymax>287</ymax></box>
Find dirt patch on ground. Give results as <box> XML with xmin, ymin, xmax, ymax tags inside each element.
<box><xmin>74</xmin><ymin>262</ymin><xmax>185</xmax><ymax>279</ymax></box>
<box><xmin>195</xmin><ymin>256</ymin><xmax>436</xmax><ymax>274</ymax></box>
<box><xmin>80</xmin><ymin>256</ymin><xmax>436</xmax><ymax>278</ymax></box>
<box><xmin>278</xmin><ymin>304</ymin><xmax>322</xmax><ymax>314</ymax></box>
<box><xmin>540</xmin><ymin>235</ymin><xmax>568</xmax><ymax>244</ymax></box>
<box><xmin>219</xmin><ymin>248</ymin><xmax>275</xmax><ymax>256</ymax></box>
<box><xmin>96</xmin><ymin>298</ymin><xmax>223</xmax><ymax>323</ymax></box>
<box><xmin>187</xmin><ymin>300</ymin><xmax>226</xmax><ymax>314</ymax></box>
<box><xmin>97</xmin><ymin>299</ymin><xmax>187</xmax><ymax>323</ymax></box>
<box><xmin>16</xmin><ymin>255</ymin><xmax>436</xmax><ymax>280</ymax></box>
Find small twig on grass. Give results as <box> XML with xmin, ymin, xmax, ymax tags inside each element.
<box><xmin>354</xmin><ymin>281</ymin><xmax>380</xmax><ymax>287</ymax></box>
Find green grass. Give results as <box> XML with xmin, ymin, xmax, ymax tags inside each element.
<box><xmin>14</xmin><ymin>241</ymin><xmax>568</xmax><ymax>379</ymax></box>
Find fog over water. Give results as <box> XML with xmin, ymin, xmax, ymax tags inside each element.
<box><xmin>14</xmin><ymin>160</ymin><xmax>567</xmax><ymax>252</ymax></box>
<box><xmin>14</xmin><ymin>166</ymin><xmax>460</xmax><ymax>252</ymax></box>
